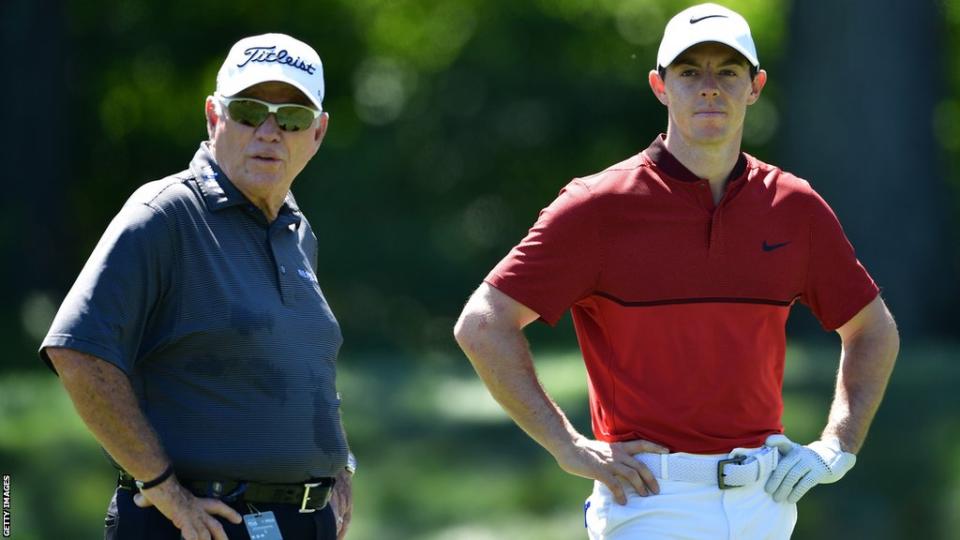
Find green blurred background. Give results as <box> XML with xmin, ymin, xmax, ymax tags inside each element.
<box><xmin>2</xmin><ymin>0</ymin><xmax>958</xmax><ymax>538</ymax></box>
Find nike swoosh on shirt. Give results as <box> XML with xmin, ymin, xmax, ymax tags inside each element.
<box><xmin>690</xmin><ymin>14</ymin><xmax>728</xmax><ymax>24</ymax></box>
<box><xmin>762</xmin><ymin>240</ymin><xmax>791</xmax><ymax>252</ymax></box>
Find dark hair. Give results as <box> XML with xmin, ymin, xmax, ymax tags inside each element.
<box><xmin>658</xmin><ymin>64</ymin><xmax>759</xmax><ymax>81</ymax></box>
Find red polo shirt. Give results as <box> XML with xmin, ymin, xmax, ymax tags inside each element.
<box><xmin>486</xmin><ymin>135</ymin><xmax>879</xmax><ymax>453</ymax></box>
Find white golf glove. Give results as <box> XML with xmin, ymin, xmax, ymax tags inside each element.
<box><xmin>763</xmin><ymin>434</ymin><xmax>856</xmax><ymax>504</ymax></box>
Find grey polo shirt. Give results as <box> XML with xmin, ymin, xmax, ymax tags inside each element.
<box><xmin>41</xmin><ymin>144</ymin><xmax>348</xmax><ymax>482</ymax></box>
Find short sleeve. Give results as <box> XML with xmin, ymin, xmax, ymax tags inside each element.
<box><xmin>485</xmin><ymin>180</ymin><xmax>601</xmax><ymax>325</ymax></box>
<box><xmin>40</xmin><ymin>201</ymin><xmax>174</xmax><ymax>373</ymax></box>
<box><xmin>800</xmin><ymin>190</ymin><xmax>879</xmax><ymax>330</ymax></box>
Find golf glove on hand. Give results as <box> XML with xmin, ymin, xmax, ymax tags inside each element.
<box><xmin>763</xmin><ymin>434</ymin><xmax>856</xmax><ymax>504</ymax></box>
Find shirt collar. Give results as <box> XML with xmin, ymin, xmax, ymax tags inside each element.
<box><xmin>189</xmin><ymin>143</ymin><xmax>302</xmax><ymax>221</ymax></box>
<box><xmin>642</xmin><ymin>134</ymin><xmax>748</xmax><ymax>184</ymax></box>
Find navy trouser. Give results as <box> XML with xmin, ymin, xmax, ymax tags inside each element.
<box><xmin>104</xmin><ymin>487</ymin><xmax>337</xmax><ymax>539</ymax></box>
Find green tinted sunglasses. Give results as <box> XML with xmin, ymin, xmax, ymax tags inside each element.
<box><xmin>218</xmin><ymin>96</ymin><xmax>321</xmax><ymax>132</ymax></box>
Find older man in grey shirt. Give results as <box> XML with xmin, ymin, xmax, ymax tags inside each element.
<box><xmin>41</xmin><ymin>33</ymin><xmax>354</xmax><ymax>540</ymax></box>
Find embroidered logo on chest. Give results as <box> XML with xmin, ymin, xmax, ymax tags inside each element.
<box><xmin>297</xmin><ymin>268</ymin><xmax>319</xmax><ymax>285</ymax></box>
<box><xmin>762</xmin><ymin>240</ymin><xmax>791</xmax><ymax>252</ymax></box>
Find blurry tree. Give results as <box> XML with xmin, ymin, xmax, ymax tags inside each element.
<box><xmin>781</xmin><ymin>0</ymin><xmax>958</xmax><ymax>336</ymax></box>
<box><xmin>1</xmin><ymin>0</ymin><xmax>68</xmax><ymax>369</ymax></box>
<box><xmin>937</xmin><ymin>0</ymin><xmax>960</xmax><ymax>295</ymax></box>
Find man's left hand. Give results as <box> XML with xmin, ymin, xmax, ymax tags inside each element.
<box><xmin>764</xmin><ymin>434</ymin><xmax>857</xmax><ymax>503</ymax></box>
<box><xmin>329</xmin><ymin>468</ymin><xmax>353</xmax><ymax>539</ymax></box>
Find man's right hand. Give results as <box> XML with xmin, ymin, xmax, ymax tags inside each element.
<box><xmin>49</xmin><ymin>349</ymin><xmax>242</xmax><ymax>538</ymax></box>
<box><xmin>554</xmin><ymin>437</ymin><xmax>669</xmax><ymax>505</ymax></box>
<box><xmin>455</xmin><ymin>288</ymin><xmax>670</xmax><ymax>507</ymax></box>
<box><xmin>132</xmin><ymin>476</ymin><xmax>242</xmax><ymax>540</ymax></box>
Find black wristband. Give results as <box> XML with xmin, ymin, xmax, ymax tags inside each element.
<box><xmin>135</xmin><ymin>465</ymin><xmax>174</xmax><ymax>490</ymax></box>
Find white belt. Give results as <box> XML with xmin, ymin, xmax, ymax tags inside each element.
<box><xmin>634</xmin><ymin>446</ymin><xmax>779</xmax><ymax>490</ymax></box>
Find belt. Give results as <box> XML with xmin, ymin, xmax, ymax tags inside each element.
<box><xmin>634</xmin><ymin>446</ymin><xmax>779</xmax><ymax>490</ymax></box>
<box><xmin>118</xmin><ymin>472</ymin><xmax>335</xmax><ymax>513</ymax></box>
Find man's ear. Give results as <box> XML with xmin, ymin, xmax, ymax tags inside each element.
<box><xmin>313</xmin><ymin>111</ymin><xmax>330</xmax><ymax>148</ymax></box>
<box><xmin>205</xmin><ymin>96</ymin><xmax>219</xmax><ymax>139</ymax></box>
<box><xmin>648</xmin><ymin>69</ymin><xmax>669</xmax><ymax>106</ymax></box>
<box><xmin>747</xmin><ymin>69</ymin><xmax>768</xmax><ymax>105</ymax></box>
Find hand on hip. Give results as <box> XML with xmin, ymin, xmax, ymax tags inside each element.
<box><xmin>764</xmin><ymin>434</ymin><xmax>856</xmax><ymax>504</ymax></box>
<box><xmin>555</xmin><ymin>437</ymin><xmax>669</xmax><ymax>505</ymax></box>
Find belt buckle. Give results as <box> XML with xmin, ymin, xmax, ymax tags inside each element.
<box><xmin>717</xmin><ymin>455</ymin><xmax>747</xmax><ymax>490</ymax></box>
<box><xmin>299</xmin><ymin>482</ymin><xmax>323</xmax><ymax>513</ymax></box>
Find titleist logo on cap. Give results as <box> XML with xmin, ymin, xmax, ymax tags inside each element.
<box><xmin>237</xmin><ymin>46</ymin><xmax>317</xmax><ymax>75</ymax></box>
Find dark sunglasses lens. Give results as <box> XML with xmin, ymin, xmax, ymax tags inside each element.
<box><xmin>226</xmin><ymin>100</ymin><xmax>269</xmax><ymax>127</ymax></box>
<box><xmin>276</xmin><ymin>106</ymin><xmax>315</xmax><ymax>132</ymax></box>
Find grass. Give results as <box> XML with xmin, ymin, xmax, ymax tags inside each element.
<box><xmin>1</xmin><ymin>340</ymin><xmax>958</xmax><ymax>539</ymax></box>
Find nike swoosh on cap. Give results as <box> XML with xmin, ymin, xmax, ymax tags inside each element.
<box><xmin>689</xmin><ymin>14</ymin><xmax>728</xmax><ymax>24</ymax></box>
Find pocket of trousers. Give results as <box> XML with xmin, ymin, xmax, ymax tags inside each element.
<box><xmin>104</xmin><ymin>491</ymin><xmax>119</xmax><ymax>537</ymax></box>
<box><xmin>585</xmin><ymin>483</ymin><xmax>618</xmax><ymax>539</ymax></box>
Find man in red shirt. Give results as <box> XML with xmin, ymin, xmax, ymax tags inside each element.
<box><xmin>454</xmin><ymin>3</ymin><xmax>899</xmax><ymax>538</ymax></box>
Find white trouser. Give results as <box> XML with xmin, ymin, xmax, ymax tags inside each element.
<box><xmin>584</xmin><ymin>446</ymin><xmax>797</xmax><ymax>540</ymax></box>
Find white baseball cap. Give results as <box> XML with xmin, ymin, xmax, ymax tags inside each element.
<box><xmin>216</xmin><ymin>33</ymin><xmax>325</xmax><ymax>110</ymax></box>
<box><xmin>656</xmin><ymin>3</ymin><xmax>758</xmax><ymax>69</ymax></box>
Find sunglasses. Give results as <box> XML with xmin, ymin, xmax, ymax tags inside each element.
<box><xmin>217</xmin><ymin>96</ymin><xmax>321</xmax><ymax>132</ymax></box>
